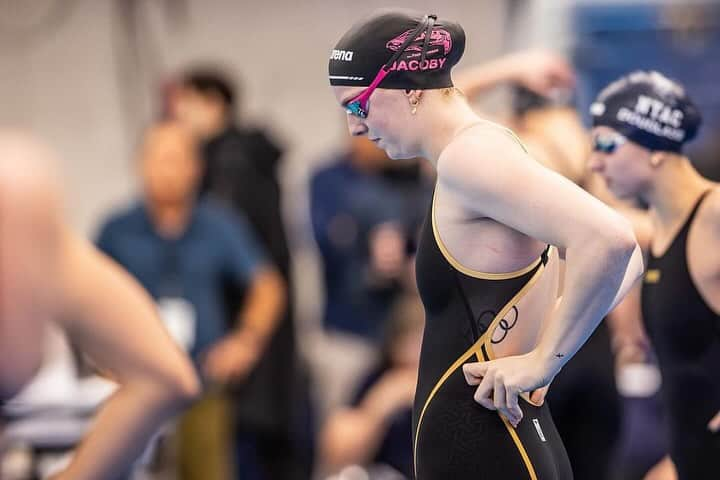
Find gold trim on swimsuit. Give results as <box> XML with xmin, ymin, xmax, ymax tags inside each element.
<box><xmin>413</xmin><ymin>256</ymin><xmax>550</xmax><ymax>479</ymax></box>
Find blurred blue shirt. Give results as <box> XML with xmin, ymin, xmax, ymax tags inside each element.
<box><xmin>310</xmin><ymin>154</ymin><xmax>431</xmax><ymax>340</ymax></box>
<box><xmin>96</xmin><ymin>200</ymin><xmax>265</xmax><ymax>363</ymax></box>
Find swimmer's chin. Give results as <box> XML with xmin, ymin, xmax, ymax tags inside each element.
<box><xmin>385</xmin><ymin>147</ymin><xmax>414</xmax><ymax>161</ymax></box>
<box><xmin>609</xmin><ymin>185</ymin><xmax>639</xmax><ymax>201</ymax></box>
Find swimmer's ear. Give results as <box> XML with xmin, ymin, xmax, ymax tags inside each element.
<box><xmin>405</xmin><ymin>90</ymin><xmax>423</xmax><ymax>114</ymax></box>
<box><xmin>649</xmin><ymin>152</ymin><xmax>665</xmax><ymax>168</ymax></box>
<box><xmin>404</xmin><ymin>89</ymin><xmax>423</xmax><ymax>100</ymax></box>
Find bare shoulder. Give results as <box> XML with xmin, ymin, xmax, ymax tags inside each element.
<box><xmin>701</xmin><ymin>184</ymin><xmax>720</xmax><ymax>226</ymax></box>
<box><xmin>437</xmin><ymin>122</ymin><xmax>531</xmax><ymax>190</ymax></box>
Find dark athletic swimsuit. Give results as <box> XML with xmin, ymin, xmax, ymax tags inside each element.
<box><xmin>641</xmin><ymin>190</ymin><xmax>720</xmax><ymax>480</ymax></box>
<box><xmin>413</xmin><ymin>190</ymin><xmax>573</xmax><ymax>479</ymax></box>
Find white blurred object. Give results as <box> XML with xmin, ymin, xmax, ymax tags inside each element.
<box><xmin>328</xmin><ymin>464</ymin><xmax>407</xmax><ymax>480</ymax></box>
<box><xmin>157</xmin><ymin>297</ymin><xmax>196</xmax><ymax>352</ymax></box>
<box><xmin>616</xmin><ymin>362</ymin><xmax>662</xmax><ymax>397</ymax></box>
<box><xmin>2</xmin><ymin>324</ymin><xmax>117</xmax><ymax>445</ymax></box>
<box><xmin>5</xmin><ymin>325</ymin><xmax>78</xmax><ymax>414</ymax></box>
<box><xmin>338</xmin><ymin>465</ymin><xmax>370</xmax><ymax>480</ymax></box>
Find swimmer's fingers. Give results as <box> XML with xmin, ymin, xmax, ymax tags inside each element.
<box><xmin>708</xmin><ymin>410</ymin><xmax>720</xmax><ymax>433</ymax></box>
<box><xmin>473</xmin><ymin>370</ymin><xmax>496</xmax><ymax>410</ymax></box>
<box><xmin>505</xmin><ymin>385</ymin><xmax>522</xmax><ymax>427</ymax></box>
<box><xmin>495</xmin><ymin>375</ymin><xmax>521</xmax><ymax>427</ymax></box>
<box><xmin>493</xmin><ymin>374</ymin><xmax>506</xmax><ymax>412</ymax></box>
<box><xmin>462</xmin><ymin>361</ymin><xmax>486</xmax><ymax>386</ymax></box>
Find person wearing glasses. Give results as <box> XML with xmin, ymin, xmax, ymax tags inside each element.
<box><xmin>328</xmin><ymin>9</ymin><xmax>644</xmax><ymax>479</ymax></box>
<box><xmin>589</xmin><ymin>71</ymin><xmax>720</xmax><ymax>480</ymax></box>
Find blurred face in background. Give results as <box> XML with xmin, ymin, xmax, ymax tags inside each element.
<box><xmin>140</xmin><ymin>123</ymin><xmax>200</xmax><ymax>207</ymax></box>
<box><xmin>588</xmin><ymin>126</ymin><xmax>655</xmax><ymax>200</ymax></box>
<box><xmin>172</xmin><ymin>86</ymin><xmax>227</xmax><ymax>140</ymax></box>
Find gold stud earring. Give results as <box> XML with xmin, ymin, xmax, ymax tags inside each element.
<box><xmin>410</xmin><ymin>97</ymin><xmax>419</xmax><ymax>115</ymax></box>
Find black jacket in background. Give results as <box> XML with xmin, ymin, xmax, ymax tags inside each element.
<box><xmin>200</xmin><ymin>125</ymin><xmax>298</xmax><ymax>436</ymax></box>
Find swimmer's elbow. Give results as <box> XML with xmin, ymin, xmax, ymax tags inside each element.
<box><xmin>168</xmin><ymin>363</ymin><xmax>201</xmax><ymax>407</ymax></box>
<box><xmin>597</xmin><ymin>217</ymin><xmax>640</xmax><ymax>271</ymax></box>
<box><xmin>151</xmin><ymin>358</ymin><xmax>201</xmax><ymax>410</ymax></box>
<box><xmin>611</xmin><ymin>218</ymin><xmax>639</xmax><ymax>258</ymax></box>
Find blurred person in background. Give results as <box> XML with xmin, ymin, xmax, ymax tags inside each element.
<box><xmin>319</xmin><ymin>293</ymin><xmax>425</xmax><ymax>479</ymax></box>
<box><xmin>310</xmin><ymin>134</ymin><xmax>431</xmax><ymax>416</ymax></box>
<box><xmin>96</xmin><ymin>122</ymin><xmax>285</xmax><ymax>480</ymax></box>
<box><xmin>589</xmin><ymin>71</ymin><xmax>720</xmax><ymax>480</ymax></box>
<box><xmin>0</xmin><ymin>130</ymin><xmax>200</xmax><ymax>479</ymax></box>
<box><xmin>170</xmin><ymin>68</ymin><xmax>309</xmax><ymax>480</ymax></box>
<box><xmin>453</xmin><ymin>50</ymin><xmax>584</xmax><ymax>182</ymax></box>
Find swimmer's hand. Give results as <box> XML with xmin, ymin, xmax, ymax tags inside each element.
<box><xmin>708</xmin><ymin>410</ymin><xmax>720</xmax><ymax>433</ymax></box>
<box><xmin>462</xmin><ymin>350</ymin><xmax>555</xmax><ymax>428</ymax></box>
<box><xmin>505</xmin><ymin>50</ymin><xmax>576</xmax><ymax>98</ymax></box>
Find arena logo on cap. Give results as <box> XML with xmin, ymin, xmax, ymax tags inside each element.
<box><xmin>330</xmin><ymin>49</ymin><xmax>354</xmax><ymax>62</ymax></box>
<box><xmin>616</xmin><ymin>94</ymin><xmax>686</xmax><ymax>142</ymax></box>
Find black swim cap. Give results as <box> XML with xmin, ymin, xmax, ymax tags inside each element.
<box><xmin>590</xmin><ymin>71</ymin><xmax>702</xmax><ymax>153</ymax></box>
<box><xmin>328</xmin><ymin>9</ymin><xmax>465</xmax><ymax>90</ymax></box>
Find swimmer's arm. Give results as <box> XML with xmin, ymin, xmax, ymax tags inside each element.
<box><xmin>703</xmin><ymin>189</ymin><xmax>720</xmax><ymax>301</ymax></box>
<box><xmin>702</xmin><ymin>190</ymin><xmax>720</xmax><ymax>431</ymax></box>
<box><xmin>53</xmin><ymin>229</ymin><xmax>200</xmax><ymax>480</ymax></box>
<box><xmin>0</xmin><ymin>163</ymin><xmax>59</xmax><ymax>399</ymax></box>
<box><xmin>440</xmin><ymin>130</ymin><xmax>642</xmax><ymax>378</ymax></box>
<box><xmin>453</xmin><ymin>50</ymin><xmax>575</xmax><ymax>100</ymax></box>
<box><xmin>606</xmin><ymin>212</ymin><xmax>653</xmax><ymax>365</ymax></box>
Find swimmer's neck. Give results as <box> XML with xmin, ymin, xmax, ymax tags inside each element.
<box><xmin>645</xmin><ymin>159</ymin><xmax>714</xmax><ymax>227</ymax></box>
<box><xmin>418</xmin><ymin>96</ymin><xmax>480</xmax><ymax>166</ymax></box>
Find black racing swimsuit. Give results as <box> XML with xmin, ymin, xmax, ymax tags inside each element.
<box><xmin>412</xmin><ymin>191</ymin><xmax>572</xmax><ymax>479</ymax></box>
<box><xmin>641</xmin><ymin>191</ymin><xmax>720</xmax><ymax>480</ymax></box>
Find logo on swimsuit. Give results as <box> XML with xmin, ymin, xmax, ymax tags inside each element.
<box><xmin>490</xmin><ymin>306</ymin><xmax>519</xmax><ymax>344</ymax></box>
<box><xmin>532</xmin><ymin>419</ymin><xmax>546</xmax><ymax>442</ymax></box>
<box><xmin>645</xmin><ymin>269</ymin><xmax>662</xmax><ymax>284</ymax></box>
